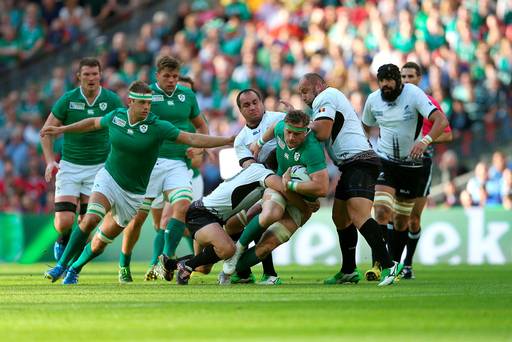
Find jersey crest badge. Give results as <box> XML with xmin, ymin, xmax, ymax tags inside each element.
<box><xmin>294</xmin><ymin>152</ymin><xmax>300</xmax><ymax>161</ymax></box>
<box><xmin>99</xmin><ymin>102</ymin><xmax>107</xmax><ymax>111</ymax></box>
<box><xmin>113</xmin><ymin>116</ymin><xmax>126</xmax><ymax>127</ymax></box>
<box><xmin>69</xmin><ymin>102</ymin><xmax>85</xmax><ymax>110</ymax></box>
<box><xmin>178</xmin><ymin>94</ymin><xmax>185</xmax><ymax>102</ymax></box>
<box><xmin>139</xmin><ymin>124</ymin><xmax>148</xmax><ymax>133</ymax></box>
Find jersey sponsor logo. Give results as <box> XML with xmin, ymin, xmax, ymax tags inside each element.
<box><xmin>294</xmin><ymin>152</ymin><xmax>301</xmax><ymax>161</ymax></box>
<box><xmin>167</xmin><ymin>100</ymin><xmax>174</xmax><ymax>106</ymax></box>
<box><xmin>252</xmin><ymin>129</ymin><xmax>260</xmax><ymax>136</ymax></box>
<box><xmin>152</xmin><ymin>95</ymin><xmax>164</xmax><ymax>102</ymax></box>
<box><xmin>139</xmin><ymin>124</ymin><xmax>148</xmax><ymax>133</ymax></box>
<box><xmin>99</xmin><ymin>102</ymin><xmax>107</xmax><ymax>111</ymax></box>
<box><xmin>284</xmin><ymin>153</ymin><xmax>289</xmax><ymax>160</ymax></box>
<box><xmin>69</xmin><ymin>102</ymin><xmax>85</xmax><ymax>110</ymax></box>
<box><xmin>113</xmin><ymin>116</ymin><xmax>126</xmax><ymax>127</ymax></box>
<box><xmin>178</xmin><ymin>94</ymin><xmax>185</xmax><ymax>102</ymax></box>
<box><xmin>373</xmin><ymin>110</ymin><xmax>383</xmax><ymax>117</ymax></box>
<box><xmin>87</xmin><ymin>109</ymin><xmax>94</xmax><ymax>115</ymax></box>
<box><xmin>403</xmin><ymin>105</ymin><xmax>414</xmax><ymax>120</ymax></box>
<box><xmin>127</xmin><ymin>128</ymin><xmax>134</xmax><ymax>135</ymax></box>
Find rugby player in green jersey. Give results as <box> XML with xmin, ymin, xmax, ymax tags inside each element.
<box><xmin>40</xmin><ymin>57</ymin><xmax>124</xmax><ymax>262</ymax></box>
<box><xmin>118</xmin><ymin>57</ymin><xmax>209</xmax><ymax>283</ymax></box>
<box><xmin>221</xmin><ymin>110</ymin><xmax>329</xmax><ymax>281</ymax></box>
<box><xmin>41</xmin><ymin>81</ymin><xmax>233</xmax><ymax>284</ymax></box>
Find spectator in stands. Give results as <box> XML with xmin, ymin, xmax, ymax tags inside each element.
<box><xmin>501</xmin><ymin>169</ymin><xmax>512</xmax><ymax>210</ymax></box>
<box><xmin>0</xmin><ymin>23</ymin><xmax>19</xmax><ymax>70</ymax></box>
<box><xmin>18</xmin><ymin>3</ymin><xmax>45</xmax><ymax>61</ymax></box>
<box><xmin>462</xmin><ymin>162</ymin><xmax>489</xmax><ymax>207</ymax></box>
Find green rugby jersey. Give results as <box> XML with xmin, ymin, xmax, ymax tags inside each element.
<box><xmin>100</xmin><ymin>108</ymin><xmax>181</xmax><ymax>194</ymax></box>
<box><xmin>150</xmin><ymin>83</ymin><xmax>200</xmax><ymax>161</ymax></box>
<box><xmin>274</xmin><ymin>120</ymin><xmax>326</xmax><ymax>177</ymax></box>
<box><xmin>52</xmin><ymin>87</ymin><xmax>123</xmax><ymax>165</ymax></box>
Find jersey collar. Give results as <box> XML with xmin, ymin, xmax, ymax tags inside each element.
<box><xmin>126</xmin><ymin>109</ymin><xmax>146</xmax><ymax>127</ymax></box>
<box><xmin>155</xmin><ymin>82</ymin><xmax>177</xmax><ymax>98</ymax></box>
<box><xmin>79</xmin><ymin>86</ymin><xmax>102</xmax><ymax>107</ymax></box>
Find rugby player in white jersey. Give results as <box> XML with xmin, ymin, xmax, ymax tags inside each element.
<box><xmin>361</xmin><ymin>64</ymin><xmax>448</xmax><ymax>280</ymax></box>
<box><xmin>296</xmin><ymin>73</ymin><xmax>401</xmax><ymax>286</ymax></box>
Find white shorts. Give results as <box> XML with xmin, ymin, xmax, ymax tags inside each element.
<box><xmin>145</xmin><ymin>158</ymin><xmax>192</xmax><ymax>199</ymax></box>
<box><xmin>55</xmin><ymin>160</ymin><xmax>104</xmax><ymax>197</ymax></box>
<box><xmin>150</xmin><ymin>171</ymin><xmax>203</xmax><ymax>209</ymax></box>
<box><xmin>91</xmin><ymin>168</ymin><xmax>145</xmax><ymax>227</ymax></box>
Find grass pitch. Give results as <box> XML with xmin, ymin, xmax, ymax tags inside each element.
<box><xmin>0</xmin><ymin>263</ymin><xmax>511</xmax><ymax>341</ymax></box>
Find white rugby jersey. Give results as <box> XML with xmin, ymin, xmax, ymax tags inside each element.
<box><xmin>202</xmin><ymin>163</ymin><xmax>274</xmax><ymax>221</ymax></box>
<box><xmin>312</xmin><ymin>87</ymin><xmax>372</xmax><ymax>164</ymax></box>
<box><xmin>234</xmin><ymin>111</ymin><xmax>285</xmax><ymax>165</ymax></box>
<box><xmin>362</xmin><ymin>83</ymin><xmax>437</xmax><ymax>161</ymax></box>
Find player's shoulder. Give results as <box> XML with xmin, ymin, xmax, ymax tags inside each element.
<box><xmin>403</xmin><ymin>83</ymin><xmax>424</xmax><ymax>96</ymax></box>
<box><xmin>59</xmin><ymin>87</ymin><xmax>81</xmax><ymax>101</ymax></box>
<box><xmin>175</xmin><ymin>84</ymin><xmax>196</xmax><ymax>98</ymax></box>
<box><xmin>313</xmin><ymin>87</ymin><xmax>342</xmax><ymax>107</ymax></box>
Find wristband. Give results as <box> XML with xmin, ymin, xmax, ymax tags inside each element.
<box><xmin>287</xmin><ymin>181</ymin><xmax>298</xmax><ymax>192</ymax></box>
<box><xmin>257</xmin><ymin>137</ymin><xmax>265</xmax><ymax>147</ymax></box>
<box><xmin>421</xmin><ymin>135</ymin><xmax>433</xmax><ymax>145</ymax></box>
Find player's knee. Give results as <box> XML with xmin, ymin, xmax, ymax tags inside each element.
<box><xmin>332</xmin><ymin>211</ymin><xmax>349</xmax><ymax>230</ymax></box>
<box><xmin>54</xmin><ymin>215</ymin><xmax>75</xmax><ymax>233</ymax></box>
<box><xmin>374</xmin><ymin>205</ymin><xmax>392</xmax><ymax>225</ymax></box>
<box><xmin>91</xmin><ymin>235</ymin><xmax>108</xmax><ymax>253</ymax></box>
<box><xmin>409</xmin><ymin>214</ymin><xmax>421</xmax><ymax>232</ymax></box>
<box><xmin>217</xmin><ymin>240</ymin><xmax>236</xmax><ymax>259</ymax></box>
<box><xmin>394</xmin><ymin>215</ymin><xmax>410</xmax><ymax>232</ymax></box>
<box><xmin>195</xmin><ymin>264</ymin><xmax>212</xmax><ymax>275</ymax></box>
<box><xmin>80</xmin><ymin>214</ymin><xmax>101</xmax><ymax>232</ymax></box>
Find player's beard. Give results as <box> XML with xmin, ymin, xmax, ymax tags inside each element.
<box><xmin>380</xmin><ymin>84</ymin><xmax>403</xmax><ymax>102</ymax></box>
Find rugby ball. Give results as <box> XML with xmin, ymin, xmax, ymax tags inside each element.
<box><xmin>290</xmin><ymin>165</ymin><xmax>310</xmax><ymax>182</ymax></box>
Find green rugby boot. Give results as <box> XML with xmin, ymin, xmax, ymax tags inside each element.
<box><xmin>257</xmin><ymin>274</ymin><xmax>282</xmax><ymax>285</ymax></box>
<box><xmin>230</xmin><ymin>272</ymin><xmax>256</xmax><ymax>284</ymax></box>
<box><xmin>378</xmin><ymin>262</ymin><xmax>404</xmax><ymax>287</ymax></box>
<box><xmin>119</xmin><ymin>266</ymin><xmax>133</xmax><ymax>283</ymax></box>
<box><xmin>324</xmin><ymin>269</ymin><xmax>361</xmax><ymax>284</ymax></box>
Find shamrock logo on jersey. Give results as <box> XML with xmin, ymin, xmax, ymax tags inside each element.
<box><xmin>294</xmin><ymin>152</ymin><xmax>300</xmax><ymax>161</ymax></box>
<box><xmin>99</xmin><ymin>102</ymin><xmax>107</xmax><ymax>111</ymax></box>
<box><xmin>139</xmin><ymin>124</ymin><xmax>148</xmax><ymax>133</ymax></box>
<box><xmin>178</xmin><ymin>94</ymin><xmax>185</xmax><ymax>102</ymax></box>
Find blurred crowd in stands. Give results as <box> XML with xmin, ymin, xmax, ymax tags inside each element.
<box><xmin>0</xmin><ymin>0</ymin><xmax>511</xmax><ymax>213</ymax></box>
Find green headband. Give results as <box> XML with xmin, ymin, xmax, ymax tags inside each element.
<box><xmin>128</xmin><ymin>91</ymin><xmax>152</xmax><ymax>100</ymax></box>
<box><xmin>285</xmin><ymin>123</ymin><xmax>308</xmax><ymax>133</ymax></box>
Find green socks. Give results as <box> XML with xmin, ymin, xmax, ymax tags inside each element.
<box><xmin>57</xmin><ymin>226</ymin><xmax>89</xmax><ymax>267</ymax></box>
<box><xmin>238</xmin><ymin>214</ymin><xmax>263</xmax><ymax>247</ymax></box>
<box><xmin>163</xmin><ymin>218</ymin><xmax>186</xmax><ymax>257</ymax></box>
<box><xmin>70</xmin><ymin>243</ymin><xmax>100</xmax><ymax>272</ymax></box>
<box><xmin>119</xmin><ymin>252</ymin><xmax>131</xmax><ymax>268</ymax></box>
<box><xmin>235</xmin><ymin>247</ymin><xmax>261</xmax><ymax>273</ymax></box>
<box><xmin>150</xmin><ymin>229</ymin><xmax>165</xmax><ymax>265</ymax></box>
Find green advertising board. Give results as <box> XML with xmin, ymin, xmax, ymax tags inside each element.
<box><xmin>0</xmin><ymin>208</ymin><xmax>510</xmax><ymax>265</ymax></box>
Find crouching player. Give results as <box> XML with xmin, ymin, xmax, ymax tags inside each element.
<box><xmin>223</xmin><ymin>110</ymin><xmax>329</xmax><ymax>280</ymax></box>
<box><xmin>42</xmin><ymin>81</ymin><xmax>234</xmax><ymax>284</ymax></box>
<box><xmin>159</xmin><ymin>161</ymin><xmax>306</xmax><ymax>285</ymax></box>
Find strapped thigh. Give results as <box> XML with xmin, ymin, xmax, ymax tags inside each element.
<box><xmin>86</xmin><ymin>202</ymin><xmax>107</xmax><ymax>220</ymax></box>
<box><xmin>394</xmin><ymin>199</ymin><xmax>415</xmax><ymax>216</ymax></box>
<box><xmin>374</xmin><ymin>191</ymin><xmax>395</xmax><ymax>211</ymax></box>
<box><xmin>167</xmin><ymin>187</ymin><xmax>193</xmax><ymax>205</ymax></box>
<box><xmin>55</xmin><ymin>202</ymin><xmax>77</xmax><ymax>213</ymax></box>
<box><xmin>267</xmin><ymin>222</ymin><xmax>292</xmax><ymax>243</ymax></box>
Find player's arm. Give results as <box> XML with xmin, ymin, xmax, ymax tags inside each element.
<box><xmin>250</xmin><ymin>123</ymin><xmax>276</xmax><ymax>158</ymax></box>
<box><xmin>310</xmin><ymin>119</ymin><xmax>333</xmax><ymax>141</ymax></box>
<box><xmin>435</xmin><ymin>130</ymin><xmax>453</xmax><ymax>143</ymax></box>
<box><xmin>284</xmin><ymin>168</ymin><xmax>329</xmax><ymax>198</ymax></box>
<box><xmin>187</xmin><ymin>114</ymin><xmax>209</xmax><ymax>165</ymax></box>
<box><xmin>410</xmin><ymin>109</ymin><xmax>449</xmax><ymax>159</ymax></box>
<box><xmin>234</xmin><ymin>133</ymin><xmax>257</xmax><ymax>168</ymax></box>
<box><xmin>176</xmin><ymin>131</ymin><xmax>234</xmax><ymax>148</ymax></box>
<box><xmin>40</xmin><ymin>117</ymin><xmax>101</xmax><ymax>137</ymax></box>
<box><xmin>40</xmin><ymin>113</ymin><xmax>63</xmax><ymax>182</ymax></box>
<box><xmin>361</xmin><ymin>98</ymin><xmax>376</xmax><ymax>137</ymax></box>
